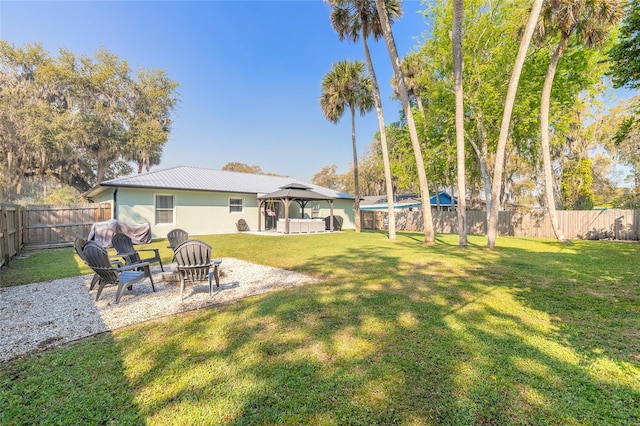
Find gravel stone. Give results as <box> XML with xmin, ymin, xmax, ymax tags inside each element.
<box><xmin>0</xmin><ymin>258</ymin><xmax>320</xmax><ymax>362</ymax></box>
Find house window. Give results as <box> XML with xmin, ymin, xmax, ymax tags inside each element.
<box><xmin>155</xmin><ymin>194</ymin><xmax>175</xmax><ymax>224</ymax></box>
<box><xmin>229</xmin><ymin>197</ymin><xmax>244</xmax><ymax>213</ymax></box>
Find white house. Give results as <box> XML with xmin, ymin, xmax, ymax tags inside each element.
<box><xmin>84</xmin><ymin>166</ymin><xmax>355</xmax><ymax>238</ymax></box>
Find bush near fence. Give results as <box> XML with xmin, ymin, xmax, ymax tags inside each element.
<box><xmin>0</xmin><ymin>203</ymin><xmax>111</xmax><ymax>267</ymax></box>
<box><xmin>362</xmin><ymin>209</ymin><xmax>640</xmax><ymax>240</ymax></box>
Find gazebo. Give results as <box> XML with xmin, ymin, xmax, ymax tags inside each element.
<box><xmin>257</xmin><ymin>183</ymin><xmax>336</xmax><ymax>234</ymax></box>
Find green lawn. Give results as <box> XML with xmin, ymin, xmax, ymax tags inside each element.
<box><xmin>1</xmin><ymin>231</ymin><xmax>639</xmax><ymax>425</ymax></box>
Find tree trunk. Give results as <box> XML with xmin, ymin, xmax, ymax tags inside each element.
<box><xmin>362</xmin><ymin>34</ymin><xmax>396</xmax><ymax>240</ymax></box>
<box><xmin>540</xmin><ymin>34</ymin><xmax>569</xmax><ymax>242</ymax></box>
<box><xmin>375</xmin><ymin>0</ymin><xmax>435</xmax><ymax>243</ymax></box>
<box><xmin>351</xmin><ymin>106</ymin><xmax>361</xmax><ymax>233</ymax></box>
<box><xmin>487</xmin><ymin>0</ymin><xmax>543</xmax><ymax>249</ymax></box>
<box><xmin>415</xmin><ymin>95</ymin><xmax>425</xmax><ymax>119</ymax></box>
<box><xmin>96</xmin><ymin>154</ymin><xmax>108</xmax><ymax>186</ymax></box>
<box><xmin>467</xmin><ymin>116</ymin><xmax>492</xmax><ymax>219</ymax></box>
<box><xmin>453</xmin><ymin>0</ymin><xmax>467</xmax><ymax>246</ymax></box>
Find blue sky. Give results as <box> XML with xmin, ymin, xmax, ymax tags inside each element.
<box><xmin>1</xmin><ymin>0</ymin><xmax>430</xmax><ymax>183</ymax></box>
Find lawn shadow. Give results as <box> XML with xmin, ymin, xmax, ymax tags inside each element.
<box><xmin>113</xmin><ymin>237</ymin><xmax>639</xmax><ymax>423</ymax></box>
<box><xmin>225</xmin><ymin>239</ymin><xmax>639</xmax><ymax>423</ymax></box>
<box><xmin>0</xmin><ymin>331</ymin><xmax>145</xmax><ymax>424</ymax></box>
<box><xmin>6</xmin><ymin>233</ymin><xmax>638</xmax><ymax>423</ymax></box>
<box><xmin>0</xmin><ymin>247</ymin><xmax>151</xmax><ymax>423</ymax></box>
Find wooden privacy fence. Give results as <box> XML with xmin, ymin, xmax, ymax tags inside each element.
<box><xmin>0</xmin><ymin>203</ymin><xmax>112</xmax><ymax>267</ymax></box>
<box><xmin>362</xmin><ymin>208</ymin><xmax>640</xmax><ymax>240</ymax></box>
<box><xmin>0</xmin><ymin>204</ymin><xmax>22</xmax><ymax>268</ymax></box>
<box><xmin>22</xmin><ymin>203</ymin><xmax>111</xmax><ymax>248</ymax></box>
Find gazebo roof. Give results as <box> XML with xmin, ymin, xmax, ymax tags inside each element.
<box><xmin>258</xmin><ymin>183</ymin><xmax>335</xmax><ymax>201</ymax></box>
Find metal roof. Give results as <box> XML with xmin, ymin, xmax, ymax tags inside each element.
<box><xmin>85</xmin><ymin>166</ymin><xmax>353</xmax><ymax>199</ymax></box>
<box><xmin>258</xmin><ymin>183</ymin><xmax>335</xmax><ymax>201</ymax></box>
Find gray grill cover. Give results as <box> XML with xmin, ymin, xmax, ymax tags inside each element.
<box><xmin>87</xmin><ymin>219</ymin><xmax>152</xmax><ymax>248</ymax></box>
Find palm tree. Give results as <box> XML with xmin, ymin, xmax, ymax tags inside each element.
<box><xmin>374</xmin><ymin>0</ymin><xmax>435</xmax><ymax>243</ymax></box>
<box><xmin>487</xmin><ymin>0</ymin><xmax>544</xmax><ymax>249</ymax></box>
<box><xmin>452</xmin><ymin>0</ymin><xmax>467</xmax><ymax>246</ymax></box>
<box><xmin>390</xmin><ymin>53</ymin><xmax>429</xmax><ymax>139</ymax></box>
<box><xmin>391</xmin><ymin>52</ymin><xmax>427</xmax><ymax>118</ymax></box>
<box><xmin>537</xmin><ymin>0</ymin><xmax>624</xmax><ymax>242</ymax></box>
<box><xmin>320</xmin><ymin>60</ymin><xmax>374</xmax><ymax>232</ymax></box>
<box><xmin>133</xmin><ymin>148</ymin><xmax>161</xmax><ymax>174</ymax></box>
<box><xmin>328</xmin><ymin>0</ymin><xmax>401</xmax><ymax>241</ymax></box>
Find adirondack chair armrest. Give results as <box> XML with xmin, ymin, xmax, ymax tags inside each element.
<box><xmin>118</xmin><ymin>261</ymin><xmax>151</xmax><ymax>272</ymax></box>
<box><xmin>137</xmin><ymin>248</ymin><xmax>160</xmax><ymax>254</ymax></box>
<box><xmin>110</xmin><ymin>259</ymin><xmax>124</xmax><ymax>268</ymax></box>
<box><xmin>135</xmin><ymin>248</ymin><xmax>164</xmax><ymax>272</ymax></box>
<box><xmin>106</xmin><ymin>253</ymin><xmax>124</xmax><ymax>264</ymax></box>
<box><xmin>115</xmin><ymin>250</ymin><xmax>138</xmax><ymax>258</ymax></box>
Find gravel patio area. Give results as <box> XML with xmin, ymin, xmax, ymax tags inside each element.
<box><xmin>0</xmin><ymin>258</ymin><xmax>321</xmax><ymax>362</ymax></box>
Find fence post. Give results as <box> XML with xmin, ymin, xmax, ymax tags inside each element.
<box><xmin>17</xmin><ymin>205</ymin><xmax>23</xmax><ymax>255</ymax></box>
<box><xmin>0</xmin><ymin>205</ymin><xmax>9</xmax><ymax>266</ymax></box>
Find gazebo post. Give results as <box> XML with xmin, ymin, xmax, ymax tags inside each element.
<box><xmin>284</xmin><ymin>198</ymin><xmax>291</xmax><ymax>234</ymax></box>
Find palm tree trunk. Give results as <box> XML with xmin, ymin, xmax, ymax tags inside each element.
<box><xmin>415</xmin><ymin>95</ymin><xmax>425</xmax><ymax>119</ymax></box>
<box><xmin>415</xmin><ymin>95</ymin><xmax>428</xmax><ymax>133</ymax></box>
<box><xmin>540</xmin><ymin>34</ymin><xmax>569</xmax><ymax>242</ymax></box>
<box><xmin>487</xmin><ymin>0</ymin><xmax>543</xmax><ymax>249</ymax></box>
<box><xmin>453</xmin><ymin>0</ymin><xmax>467</xmax><ymax>246</ymax></box>
<box><xmin>469</xmin><ymin>115</ymin><xmax>492</xmax><ymax>217</ymax></box>
<box><xmin>351</xmin><ymin>105</ymin><xmax>361</xmax><ymax>233</ymax></box>
<box><xmin>375</xmin><ymin>0</ymin><xmax>435</xmax><ymax>243</ymax></box>
<box><xmin>362</xmin><ymin>35</ymin><xmax>397</xmax><ymax>240</ymax></box>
